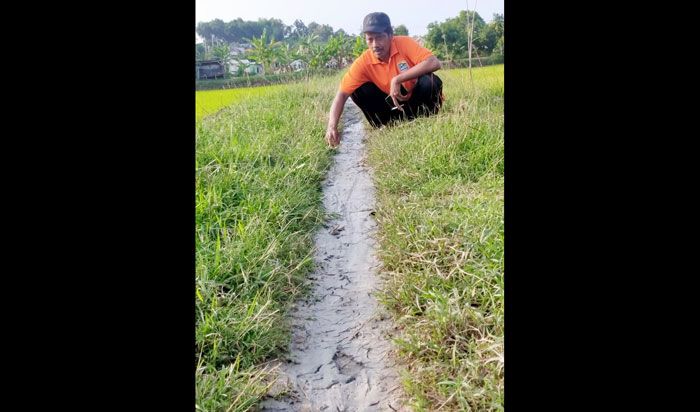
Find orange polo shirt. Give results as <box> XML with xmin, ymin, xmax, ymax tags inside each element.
<box><xmin>340</xmin><ymin>36</ymin><xmax>435</xmax><ymax>98</ymax></box>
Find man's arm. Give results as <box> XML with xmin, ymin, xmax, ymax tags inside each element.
<box><xmin>325</xmin><ymin>90</ymin><xmax>351</xmax><ymax>148</ymax></box>
<box><xmin>389</xmin><ymin>55</ymin><xmax>441</xmax><ymax>109</ymax></box>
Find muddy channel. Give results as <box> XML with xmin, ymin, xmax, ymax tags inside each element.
<box><xmin>259</xmin><ymin>101</ymin><xmax>408</xmax><ymax>412</ymax></box>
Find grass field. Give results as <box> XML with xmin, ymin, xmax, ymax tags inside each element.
<box><xmin>195</xmin><ymin>84</ymin><xmax>287</xmax><ymax>123</ymax></box>
<box><xmin>196</xmin><ymin>77</ymin><xmax>340</xmax><ymax>411</ymax></box>
<box><xmin>367</xmin><ymin>65</ymin><xmax>504</xmax><ymax>411</ymax></box>
<box><xmin>195</xmin><ymin>65</ymin><xmax>504</xmax><ymax>411</ymax></box>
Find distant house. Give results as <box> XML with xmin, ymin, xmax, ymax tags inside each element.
<box><xmin>230</xmin><ymin>46</ymin><xmax>247</xmax><ymax>56</ymax></box>
<box><xmin>229</xmin><ymin>59</ymin><xmax>263</xmax><ymax>75</ymax></box>
<box><xmin>228</xmin><ymin>42</ymin><xmax>248</xmax><ymax>57</ymax></box>
<box><xmin>325</xmin><ymin>57</ymin><xmax>339</xmax><ymax>69</ymax></box>
<box><xmin>196</xmin><ymin>59</ymin><xmax>225</xmax><ymax>80</ymax></box>
<box><xmin>290</xmin><ymin>59</ymin><xmax>307</xmax><ymax>72</ymax></box>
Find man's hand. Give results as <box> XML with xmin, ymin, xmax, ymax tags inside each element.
<box><xmin>326</xmin><ymin>91</ymin><xmax>350</xmax><ymax>148</ymax></box>
<box><xmin>389</xmin><ymin>76</ymin><xmax>409</xmax><ymax>112</ymax></box>
<box><xmin>325</xmin><ymin>126</ymin><xmax>340</xmax><ymax>148</ymax></box>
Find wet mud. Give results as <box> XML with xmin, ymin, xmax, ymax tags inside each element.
<box><xmin>259</xmin><ymin>101</ymin><xmax>408</xmax><ymax>411</ymax></box>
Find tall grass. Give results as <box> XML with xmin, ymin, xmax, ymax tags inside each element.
<box><xmin>367</xmin><ymin>65</ymin><xmax>504</xmax><ymax>411</ymax></box>
<box><xmin>195</xmin><ymin>76</ymin><xmax>340</xmax><ymax>411</ymax></box>
<box><xmin>195</xmin><ymin>66</ymin><xmax>504</xmax><ymax>411</ymax></box>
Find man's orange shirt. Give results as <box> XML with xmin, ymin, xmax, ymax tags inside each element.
<box><xmin>340</xmin><ymin>36</ymin><xmax>434</xmax><ymax>98</ymax></box>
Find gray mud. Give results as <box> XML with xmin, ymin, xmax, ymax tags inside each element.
<box><xmin>259</xmin><ymin>101</ymin><xmax>408</xmax><ymax>411</ymax></box>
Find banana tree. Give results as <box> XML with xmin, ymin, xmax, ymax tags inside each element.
<box><xmin>245</xmin><ymin>28</ymin><xmax>281</xmax><ymax>75</ymax></box>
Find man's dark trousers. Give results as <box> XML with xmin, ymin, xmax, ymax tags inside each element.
<box><xmin>350</xmin><ymin>73</ymin><xmax>443</xmax><ymax>128</ymax></box>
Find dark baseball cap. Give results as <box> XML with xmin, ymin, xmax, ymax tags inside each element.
<box><xmin>362</xmin><ymin>12</ymin><xmax>391</xmax><ymax>33</ymax></box>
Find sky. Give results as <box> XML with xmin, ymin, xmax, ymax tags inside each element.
<box><xmin>196</xmin><ymin>0</ymin><xmax>504</xmax><ymax>43</ymax></box>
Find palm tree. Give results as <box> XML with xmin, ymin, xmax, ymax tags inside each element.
<box><xmin>245</xmin><ymin>28</ymin><xmax>281</xmax><ymax>75</ymax></box>
<box><xmin>297</xmin><ymin>33</ymin><xmax>319</xmax><ymax>67</ymax></box>
<box><xmin>211</xmin><ymin>42</ymin><xmax>232</xmax><ymax>77</ymax></box>
<box><xmin>324</xmin><ymin>34</ymin><xmax>343</xmax><ymax>68</ymax></box>
<box><xmin>277</xmin><ymin>43</ymin><xmax>299</xmax><ymax>73</ymax></box>
<box><xmin>338</xmin><ymin>36</ymin><xmax>354</xmax><ymax>67</ymax></box>
<box><xmin>352</xmin><ymin>35</ymin><xmax>367</xmax><ymax>59</ymax></box>
<box><xmin>308</xmin><ymin>43</ymin><xmax>327</xmax><ymax>71</ymax></box>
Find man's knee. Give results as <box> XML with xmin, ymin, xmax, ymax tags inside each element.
<box><xmin>417</xmin><ymin>73</ymin><xmax>442</xmax><ymax>91</ymax></box>
<box><xmin>411</xmin><ymin>73</ymin><xmax>442</xmax><ymax>109</ymax></box>
<box><xmin>351</xmin><ymin>82</ymin><xmax>392</xmax><ymax>128</ymax></box>
<box><xmin>352</xmin><ymin>82</ymin><xmax>384</xmax><ymax>101</ymax></box>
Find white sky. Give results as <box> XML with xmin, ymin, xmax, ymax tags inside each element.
<box><xmin>195</xmin><ymin>0</ymin><xmax>504</xmax><ymax>43</ymax></box>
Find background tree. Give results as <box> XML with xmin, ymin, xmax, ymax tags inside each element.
<box><xmin>223</xmin><ymin>18</ymin><xmax>246</xmax><ymax>42</ymax></box>
<box><xmin>426</xmin><ymin>11</ymin><xmax>487</xmax><ymax>59</ymax></box>
<box><xmin>323</xmin><ymin>35</ymin><xmax>341</xmax><ymax>66</ymax></box>
<box><xmin>245</xmin><ymin>28</ymin><xmax>282</xmax><ymax>75</ymax></box>
<box><xmin>338</xmin><ymin>35</ymin><xmax>354</xmax><ymax>66</ymax></box>
<box><xmin>196</xmin><ymin>19</ymin><xmax>227</xmax><ymax>44</ymax></box>
<box><xmin>308</xmin><ymin>43</ymin><xmax>327</xmax><ymax>70</ymax></box>
<box><xmin>307</xmin><ymin>22</ymin><xmax>334</xmax><ymax>42</ymax></box>
<box><xmin>258</xmin><ymin>18</ymin><xmax>288</xmax><ymax>41</ymax></box>
<box><xmin>474</xmin><ymin>23</ymin><xmax>498</xmax><ymax>54</ymax></box>
<box><xmin>195</xmin><ymin>43</ymin><xmax>207</xmax><ymax>61</ymax></box>
<box><xmin>490</xmin><ymin>14</ymin><xmax>504</xmax><ymax>56</ymax></box>
<box><xmin>494</xmin><ymin>35</ymin><xmax>504</xmax><ymax>56</ymax></box>
<box><xmin>233</xmin><ymin>57</ymin><xmax>246</xmax><ymax>77</ymax></box>
<box><xmin>324</xmin><ymin>34</ymin><xmax>350</xmax><ymax>68</ymax></box>
<box><xmin>197</xmin><ymin>18</ymin><xmax>289</xmax><ymax>44</ymax></box>
<box><xmin>291</xmin><ymin>19</ymin><xmax>309</xmax><ymax>39</ymax></box>
<box><xmin>211</xmin><ymin>42</ymin><xmax>232</xmax><ymax>76</ymax></box>
<box><xmin>491</xmin><ymin>13</ymin><xmax>504</xmax><ymax>39</ymax></box>
<box><xmin>297</xmin><ymin>33</ymin><xmax>319</xmax><ymax>65</ymax></box>
<box><xmin>352</xmin><ymin>35</ymin><xmax>368</xmax><ymax>58</ymax></box>
<box><xmin>277</xmin><ymin>43</ymin><xmax>299</xmax><ymax>72</ymax></box>
<box><xmin>393</xmin><ymin>24</ymin><xmax>409</xmax><ymax>36</ymax></box>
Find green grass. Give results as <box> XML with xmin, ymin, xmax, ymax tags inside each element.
<box><xmin>195</xmin><ymin>84</ymin><xmax>288</xmax><ymax>123</ymax></box>
<box><xmin>195</xmin><ymin>66</ymin><xmax>504</xmax><ymax>411</ymax></box>
<box><xmin>195</xmin><ymin>76</ymin><xmax>341</xmax><ymax>411</ymax></box>
<box><xmin>367</xmin><ymin>65</ymin><xmax>504</xmax><ymax>411</ymax></box>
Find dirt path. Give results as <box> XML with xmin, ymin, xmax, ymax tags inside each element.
<box><xmin>259</xmin><ymin>101</ymin><xmax>407</xmax><ymax>411</ymax></box>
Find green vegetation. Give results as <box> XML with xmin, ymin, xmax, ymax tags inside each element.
<box><xmin>195</xmin><ymin>11</ymin><xmax>503</xmax><ymax>82</ymax></box>
<box><xmin>195</xmin><ymin>76</ymin><xmax>340</xmax><ymax>411</ymax></box>
<box><xmin>425</xmin><ymin>12</ymin><xmax>504</xmax><ymax>61</ymax></box>
<box><xmin>195</xmin><ymin>65</ymin><xmax>504</xmax><ymax>411</ymax></box>
<box><xmin>195</xmin><ymin>84</ymin><xmax>287</xmax><ymax>122</ymax></box>
<box><xmin>367</xmin><ymin>65</ymin><xmax>504</xmax><ymax>411</ymax></box>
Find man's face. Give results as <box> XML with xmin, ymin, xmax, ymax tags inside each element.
<box><xmin>364</xmin><ymin>32</ymin><xmax>392</xmax><ymax>61</ymax></box>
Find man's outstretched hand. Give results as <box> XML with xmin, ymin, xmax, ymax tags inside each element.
<box><xmin>325</xmin><ymin>126</ymin><xmax>340</xmax><ymax>148</ymax></box>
